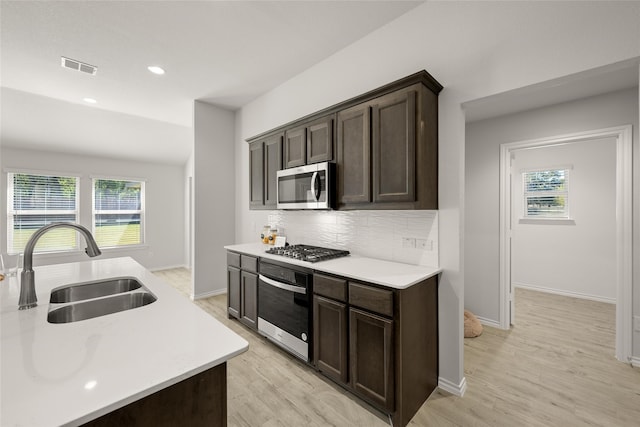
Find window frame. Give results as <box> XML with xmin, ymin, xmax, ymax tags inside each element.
<box><xmin>520</xmin><ymin>166</ymin><xmax>572</xmax><ymax>221</ymax></box>
<box><xmin>6</xmin><ymin>170</ymin><xmax>80</xmax><ymax>254</ymax></box>
<box><xmin>91</xmin><ymin>176</ymin><xmax>146</xmax><ymax>249</ymax></box>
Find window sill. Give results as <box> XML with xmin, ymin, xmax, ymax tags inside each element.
<box><xmin>518</xmin><ymin>218</ymin><xmax>575</xmax><ymax>225</ymax></box>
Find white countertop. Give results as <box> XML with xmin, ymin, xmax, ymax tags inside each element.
<box><xmin>0</xmin><ymin>257</ymin><xmax>248</xmax><ymax>427</ymax></box>
<box><xmin>224</xmin><ymin>243</ymin><xmax>441</xmax><ymax>289</ymax></box>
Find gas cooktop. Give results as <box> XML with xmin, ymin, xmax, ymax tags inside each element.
<box><xmin>264</xmin><ymin>244</ymin><xmax>350</xmax><ymax>263</ymax></box>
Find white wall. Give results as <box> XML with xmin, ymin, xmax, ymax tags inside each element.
<box><xmin>0</xmin><ymin>147</ymin><xmax>186</xmax><ymax>270</ymax></box>
<box><xmin>192</xmin><ymin>101</ymin><xmax>236</xmax><ymax>298</ymax></box>
<box><xmin>465</xmin><ymin>88</ymin><xmax>638</xmax><ymax>323</ymax></box>
<box><xmin>511</xmin><ymin>139</ymin><xmax>617</xmax><ymax>302</ymax></box>
<box><xmin>233</xmin><ymin>2</ymin><xmax>640</xmax><ymax>392</ymax></box>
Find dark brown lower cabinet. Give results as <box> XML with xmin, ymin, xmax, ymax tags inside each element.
<box><xmin>227</xmin><ymin>266</ymin><xmax>240</xmax><ymax>319</ymax></box>
<box><xmin>83</xmin><ymin>363</ymin><xmax>227</xmax><ymax>427</ymax></box>
<box><xmin>312</xmin><ymin>273</ymin><xmax>439</xmax><ymax>427</ymax></box>
<box><xmin>226</xmin><ymin>252</ymin><xmax>258</xmax><ymax>331</ymax></box>
<box><xmin>313</xmin><ymin>295</ymin><xmax>348</xmax><ymax>384</ymax></box>
<box><xmin>240</xmin><ymin>271</ymin><xmax>257</xmax><ymax>329</ymax></box>
<box><xmin>350</xmin><ymin>307</ymin><xmax>394</xmax><ymax>411</ymax></box>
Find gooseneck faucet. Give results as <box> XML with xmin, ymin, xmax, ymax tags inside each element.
<box><xmin>19</xmin><ymin>223</ymin><xmax>102</xmax><ymax>310</ymax></box>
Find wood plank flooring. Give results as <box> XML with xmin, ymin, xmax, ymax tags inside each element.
<box><xmin>154</xmin><ymin>268</ymin><xmax>640</xmax><ymax>426</ymax></box>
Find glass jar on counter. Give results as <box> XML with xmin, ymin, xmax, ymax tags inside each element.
<box><xmin>261</xmin><ymin>225</ymin><xmax>271</xmax><ymax>244</ymax></box>
<box><xmin>268</xmin><ymin>228</ymin><xmax>278</xmax><ymax>245</ymax></box>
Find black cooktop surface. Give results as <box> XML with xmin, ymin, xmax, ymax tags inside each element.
<box><xmin>264</xmin><ymin>244</ymin><xmax>350</xmax><ymax>263</ymax></box>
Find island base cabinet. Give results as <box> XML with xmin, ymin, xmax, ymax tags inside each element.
<box><xmin>83</xmin><ymin>363</ymin><xmax>227</xmax><ymax>427</ymax></box>
<box><xmin>349</xmin><ymin>307</ymin><xmax>394</xmax><ymax>412</ymax></box>
<box><xmin>313</xmin><ymin>295</ymin><xmax>348</xmax><ymax>384</ymax></box>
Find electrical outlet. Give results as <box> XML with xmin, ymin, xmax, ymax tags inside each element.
<box><xmin>634</xmin><ymin>316</ymin><xmax>640</xmax><ymax>332</ymax></box>
<box><xmin>402</xmin><ymin>237</ymin><xmax>416</xmax><ymax>248</ymax></box>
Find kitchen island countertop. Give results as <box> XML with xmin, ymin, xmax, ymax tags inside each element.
<box><xmin>224</xmin><ymin>242</ymin><xmax>441</xmax><ymax>289</ymax></box>
<box><xmin>0</xmin><ymin>257</ymin><xmax>248</xmax><ymax>427</ymax></box>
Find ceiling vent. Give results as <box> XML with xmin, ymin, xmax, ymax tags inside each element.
<box><xmin>61</xmin><ymin>56</ymin><xmax>97</xmax><ymax>75</ymax></box>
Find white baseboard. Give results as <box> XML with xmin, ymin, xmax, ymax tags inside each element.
<box><xmin>476</xmin><ymin>315</ymin><xmax>501</xmax><ymax>329</ymax></box>
<box><xmin>438</xmin><ymin>376</ymin><xmax>467</xmax><ymax>397</ymax></box>
<box><xmin>631</xmin><ymin>357</ymin><xmax>640</xmax><ymax>368</ymax></box>
<box><xmin>514</xmin><ymin>282</ymin><xmax>615</xmax><ymax>304</ymax></box>
<box><xmin>193</xmin><ymin>288</ymin><xmax>226</xmax><ymax>300</ymax></box>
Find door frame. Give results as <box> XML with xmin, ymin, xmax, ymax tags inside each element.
<box><xmin>499</xmin><ymin>125</ymin><xmax>633</xmax><ymax>362</ymax></box>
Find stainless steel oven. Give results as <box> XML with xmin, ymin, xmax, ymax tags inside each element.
<box><xmin>257</xmin><ymin>259</ymin><xmax>313</xmax><ymax>362</ymax></box>
<box><xmin>276</xmin><ymin>161</ymin><xmax>335</xmax><ymax>209</ymax></box>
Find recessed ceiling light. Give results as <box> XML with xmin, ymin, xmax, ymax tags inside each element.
<box><xmin>83</xmin><ymin>98</ymin><xmax>97</xmax><ymax>104</ymax></box>
<box><xmin>147</xmin><ymin>66</ymin><xmax>165</xmax><ymax>75</ymax></box>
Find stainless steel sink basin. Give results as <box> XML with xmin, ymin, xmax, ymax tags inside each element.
<box><xmin>47</xmin><ymin>291</ymin><xmax>157</xmax><ymax>324</ymax></box>
<box><xmin>50</xmin><ymin>277</ymin><xmax>143</xmax><ymax>303</ymax></box>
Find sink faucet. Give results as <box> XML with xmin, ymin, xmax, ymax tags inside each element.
<box><xmin>19</xmin><ymin>223</ymin><xmax>102</xmax><ymax>310</ymax></box>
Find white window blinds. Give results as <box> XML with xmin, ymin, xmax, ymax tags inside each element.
<box><xmin>522</xmin><ymin>168</ymin><xmax>570</xmax><ymax>218</ymax></box>
<box><xmin>7</xmin><ymin>173</ymin><xmax>79</xmax><ymax>253</ymax></box>
<box><xmin>93</xmin><ymin>179</ymin><xmax>144</xmax><ymax>247</ymax></box>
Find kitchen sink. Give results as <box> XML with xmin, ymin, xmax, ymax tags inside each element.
<box><xmin>50</xmin><ymin>277</ymin><xmax>143</xmax><ymax>303</ymax></box>
<box><xmin>47</xmin><ymin>291</ymin><xmax>157</xmax><ymax>324</ymax></box>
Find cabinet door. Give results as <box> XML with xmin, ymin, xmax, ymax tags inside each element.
<box><xmin>337</xmin><ymin>104</ymin><xmax>371</xmax><ymax>205</ymax></box>
<box><xmin>227</xmin><ymin>266</ymin><xmax>241</xmax><ymax>319</ymax></box>
<box><xmin>240</xmin><ymin>271</ymin><xmax>258</xmax><ymax>330</ymax></box>
<box><xmin>372</xmin><ymin>90</ymin><xmax>416</xmax><ymax>203</ymax></box>
<box><xmin>313</xmin><ymin>295</ymin><xmax>348</xmax><ymax>384</ymax></box>
<box><xmin>350</xmin><ymin>308</ymin><xmax>394</xmax><ymax>411</ymax></box>
<box><xmin>307</xmin><ymin>116</ymin><xmax>334</xmax><ymax>164</ymax></box>
<box><xmin>264</xmin><ymin>134</ymin><xmax>283</xmax><ymax>208</ymax></box>
<box><xmin>284</xmin><ymin>126</ymin><xmax>307</xmax><ymax>168</ymax></box>
<box><xmin>249</xmin><ymin>141</ymin><xmax>265</xmax><ymax>208</ymax></box>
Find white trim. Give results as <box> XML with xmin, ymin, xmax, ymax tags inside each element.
<box><xmin>476</xmin><ymin>315</ymin><xmax>501</xmax><ymax>329</ymax></box>
<box><xmin>631</xmin><ymin>357</ymin><xmax>640</xmax><ymax>369</ymax></box>
<box><xmin>193</xmin><ymin>288</ymin><xmax>226</xmax><ymax>300</ymax></box>
<box><xmin>3</xmin><ymin>167</ymin><xmax>83</xmax><ymax>177</ymax></box>
<box><xmin>518</xmin><ymin>218</ymin><xmax>575</xmax><ymax>225</ymax></box>
<box><xmin>499</xmin><ymin>125</ymin><xmax>633</xmax><ymax>364</ymax></box>
<box><xmin>90</xmin><ymin>174</ymin><xmax>147</xmax><ymax>183</ymax></box>
<box><xmin>438</xmin><ymin>376</ymin><xmax>467</xmax><ymax>397</ymax></box>
<box><xmin>514</xmin><ymin>282</ymin><xmax>616</xmax><ymax>305</ymax></box>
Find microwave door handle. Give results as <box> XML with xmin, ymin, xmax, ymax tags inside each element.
<box><xmin>311</xmin><ymin>171</ymin><xmax>320</xmax><ymax>201</ymax></box>
<box><xmin>259</xmin><ymin>275</ymin><xmax>307</xmax><ymax>294</ymax></box>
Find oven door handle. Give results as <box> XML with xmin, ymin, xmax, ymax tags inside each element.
<box><xmin>259</xmin><ymin>275</ymin><xmax>307</xmax><ymax>294</ymax></box>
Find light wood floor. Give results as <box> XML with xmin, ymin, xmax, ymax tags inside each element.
<box><xmin>154</xmin><ymin>268</ymin><xmax>640</xmax><ymax>426</ymax></box>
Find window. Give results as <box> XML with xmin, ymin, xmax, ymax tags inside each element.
<box><xmin>522</xmin><ymin>168</ymin><xmax>570</xmax><ymax>219</ymax></box>
<box><xmin>93</xmin><ymin>178</ymin><xmax>144</xmax><ymax>247</ymax></box>
<box><xmin>7</xmin><ymin>172</ymin><xmax>79</xmax><ymax>254</ymax></box>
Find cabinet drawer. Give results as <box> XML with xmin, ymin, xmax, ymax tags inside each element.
<box><xmin>349</xmin><ymin>282</ymin><xmax>393</xmax><ymax>317</ymax></box>
<box><xmin>314</xmin><ymin>274</ymin><xmax>347</xmax><ymax>302</ymax></box>
<box><xmin>240</xmin><ymin>255</ymin><xmax>258</xmax><ymax>273</ymax></box>
<box><xmin>227</xmin><ymin>252</ymin><xmax>241</xmax><ymax>268</ymax></box>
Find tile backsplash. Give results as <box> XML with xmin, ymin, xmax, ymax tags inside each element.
<box><xmin>263</xmin><ymin>210</ymin><xmax>438</xmax><ymax>267</ymax></box>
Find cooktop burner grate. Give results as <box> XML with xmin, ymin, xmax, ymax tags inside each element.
<box><xmin>264</xmin><ymin>244</ymin><xmax>350</xmax><ymax>263</ymax></box>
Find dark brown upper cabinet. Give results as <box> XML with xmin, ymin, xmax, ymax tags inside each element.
<box><xmin>249</xmin><ymin>132</ymin><xmax>283</xmax><ymax>210</ymax></box>
<box><xmin>337</xmin><ymin>104</ymin><xmax>371</xmax><ymax>204</ymax></box>
<box><xmin>284</xmin><ymin>115</ymin><xmax>334</xmax><ymax>168</ymax></box>
<box><xmin>247</xmin><ymin>70</ymin><xmax>442</xmax><ymax>210</ymax></box>
<box><xmin>337</xmin><ymin>83</ymin><xmax>438</xmax><ymax>210</ymax></box>
<box><xmin>372</xmin><ymin>90</ymin><xmax>416</xmax><ymax>204</ymax></box>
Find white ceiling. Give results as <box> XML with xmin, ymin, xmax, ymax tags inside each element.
<box><xmin>0</xmin><ymin>1</ymin><xmax>423</xmax><ymax>164</ymax></box>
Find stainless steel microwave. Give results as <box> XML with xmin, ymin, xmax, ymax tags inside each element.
<box><xmin>276</xmin><ymin>162</ymin><xmax>335</xmax><ymax>209</ymax></box>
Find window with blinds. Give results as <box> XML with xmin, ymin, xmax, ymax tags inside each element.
<box><xmin>93</xmin><ymin>179</ymin><xmax>144</xmax><ymax>247</ymax></box>
<box><xmin>522</xmin><ymin>168</ymin><xmax>570</xmax><ymax>218</ymax></box>
<box><xmin>7</xmin><ymin>173</ymin><xmax>79</xmax><ymax>253</ymax></box>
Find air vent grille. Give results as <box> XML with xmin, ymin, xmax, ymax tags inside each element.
<box><xmin>61</xmin><ymin>56</ymin><xmax>97</xmax><ymax>75</ymax></box>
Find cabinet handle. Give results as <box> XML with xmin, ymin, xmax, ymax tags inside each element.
<box><xmin>259</xmin><ymin>275</ymin><xmax>306</xmax><ymax>294</ymax></box>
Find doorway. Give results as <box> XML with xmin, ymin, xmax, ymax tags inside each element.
<box><xmin>499</xmin><ymin>125</ymin><xmax>633</xmax><ymax>362</ymax></box>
